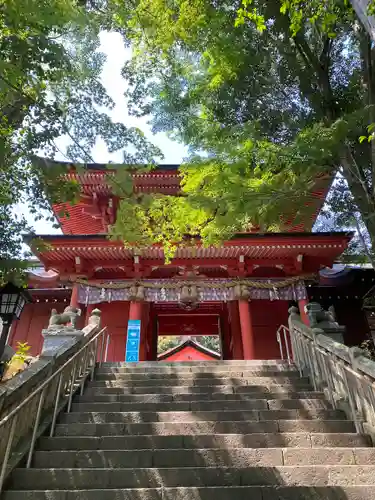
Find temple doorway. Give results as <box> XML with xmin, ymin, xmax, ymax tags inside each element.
<box><xmin>151</xmin><ymin>301</ymin><xmax>225</xmax><ymax>362</ymax></box>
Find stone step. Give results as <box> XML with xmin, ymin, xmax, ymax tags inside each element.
<box><xmin>99</xmin><ymin>360</ymin><xmax>294</xmax><ymax>368</ymax></box>
<box><xmin>59</xmin><ymin>409</ymin><xmax>345</xmax><ymax>424</ymax></box>
<box><xmin>92</xmin><ymin>375</ymin><xmax>309</xmax><ymax>386</ymax></box>
<box><xmin>5</xmin><ymin>358</ymin><xmax>373</xmax><ymax>500</ymax></box>
<box><xmin>9</xmin><ymin>465</ymin><xmax>375</xmax><ymax>489</ymax></box>
<box><xmin>31</xmin><ymin>447</ymin><xmax>375</xmax><ymax>469</ymax></box>
<box><xmin>53</xmin><ymin>420</ymin><xmax>355</xmax><ymax>437</ymax></box>
<box><xmin>70</xmin><ymin>399</ymin><xmax>331</xmax><ymax>413</ymax></box>
<box><xmin>84</xmin><ymin>383</ymin><xmax>312</xmax><ymax>393</ymax></box>
<box><xmin>268</xmin><ymin>399</ymin><xmax>332</xmax><ymax>410</ymax></box>
<box><xmin>37</xmin><ymin>432</ymin><xmax>371</xmax><ymax>451</ymax></box>
<box><xmin>95</xmin><ymin>364</ymin><xmax>298</xmax><ymax>372</ymax></box>
<box><xmin>78</xmin><ymin>391</ymin><xmax>326</xmax><ymax>402</ymax></box>
<box><xmin>3</xmin><ymin>486</ymin><xmax>375</xmax><ymax>500</ymax></box>
<box><xmin>94</xmin><ymin>370</ymin><xmax>301</xmax><ymax>379</ymax></box>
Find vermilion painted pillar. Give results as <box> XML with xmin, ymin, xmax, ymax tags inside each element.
<box><xmin>229</xmin><ymin>301</ymin><xmax>244</xmax><ymax>360</ymax></box>
<box><xmin>238</xmin><ymin>300</ymin><xmax>255</xmax><ymax>360</ymax></box>
<box><xmin>298</xmin><ymin>298</ymin><xmax>309</xmax><ymax>325</ymax></box>
<box><xmin>70</xmin><ymin>284</ymin><xmax>79</xmax><ymax>308</ymax></box>
<box><xmin>129</xmin><ymin>301</ymin><xmax>143</xmax><ymax>321</ymax></box>
<box><xmin>128</xmin><ymin>300</ymin><xmax>144</xmax><ymax>361</ymax></box>
<box><xmin>140</xmin><ymin>302</ymin><xmax>150</xmax><ymax>362</ymax></box>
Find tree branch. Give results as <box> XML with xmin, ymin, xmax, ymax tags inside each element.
<box><xmin>292</xmin><ymin>30</ymin><xmax>336</xmax><ymax>120</ymax></box>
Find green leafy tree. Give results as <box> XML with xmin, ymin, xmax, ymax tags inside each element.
<box><xmin>0</xmin><ymin>0</ymin><xmax>160</xmax><ymax>284</ymax></box>
<box><xmin>194</xmin><ymin>336</ymin><xmax>220</xmax><ymax>353</ymax></box>
<box><xmin>105</xmin><ymin>0</ymin><xmax>375</xmax><ymax>264</ymax></box>
<box><xmin>157</xmin><ymin>336</ymin><xmax>180</xmax><ymax>354</ymax></box>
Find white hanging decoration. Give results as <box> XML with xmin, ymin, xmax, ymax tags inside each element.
<box><xmin>100</xmin><ymin>288</ymin><xmax>106</xmax><ymax>300</ymax></box>
<box><xmin>268</xmin><ymin>280</ymin><xmax>279</xmax><ymax>301</ymax></box>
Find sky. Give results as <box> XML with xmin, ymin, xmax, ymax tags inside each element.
<box><xmin>18</xmin><ymin>31</ymin><xmax>187</xmax><ymax>236</ymax></box>
<box><xmin>17</xmin><ymin>31</ymin><xmax>339</xmax><ymax>242</ymax></box>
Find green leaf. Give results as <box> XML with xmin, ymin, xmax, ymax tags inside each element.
<box><xmin>0</xmin><ymin>0</ymin><xmax>162</xmax><ymax>281</ymax></box>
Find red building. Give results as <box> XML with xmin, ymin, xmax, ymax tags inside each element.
<box><xmin>158</xmin><ymin>339</ymin><xmax>221</xmax><ymax>362</ymax></box>
<box><xmin>9</xmin><ymin>160</ymin><xmax>355</xmax><ymax>361</ymax></box>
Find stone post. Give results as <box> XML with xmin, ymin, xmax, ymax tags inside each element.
<box><xmin>41</xmin><ymin>325</ymin><xmax>85</xmax><ymax>360</ymax></box>
<box><xmin>83</xmin><ymin>308</ymin><xmax>101</xmax><ymax>334</ymax></box>
<box><xmin>41</xmin><ymin>306</ymin><xmax>83</xmax><ymax>359</ymax></box>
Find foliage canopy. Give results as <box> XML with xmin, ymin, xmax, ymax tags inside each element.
<box><xmin>105</xmin><ymin>0</ymin><xmax>375</xmax><ymax>264</ymax></box>
<box><xmin>5</xmin><ymin>0</ymin><xmax>375</xmax><ymax>274</ymax></box>
<box><xmin>0</xmin><ymin>0</ymin><xmax>160</xmax><ymax>283</ymax></box>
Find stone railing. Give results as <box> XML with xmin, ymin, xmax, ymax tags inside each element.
<box><xmin>288</xmin><ymin>306</ymin><xmax>375</xmax><ymax>443</ymax></box>
<box><xmin>0</xmin><ymin>308</ymin><xmax>108</xmax><ymax>492</ymax></box>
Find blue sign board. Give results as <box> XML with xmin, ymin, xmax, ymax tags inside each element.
<box><xmin>125</xmin><ymin>319</ymin><xmax>141</xmax><ymax>362</ymax></box>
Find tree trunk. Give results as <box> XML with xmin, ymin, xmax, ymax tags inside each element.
<box><xmin>340</xmin><ymin>147</ymin><xmax>375</xmax><ymax>256</ymax></box>
<box><xmin>350</xmin><ymin>0</ymin><xmax>375</xmax><ymax>41</ymax></box>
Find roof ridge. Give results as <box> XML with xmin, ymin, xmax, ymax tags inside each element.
<box><xmin>157</xmin><ymin>338</ymin><xmax>221</xmax><ymax>360</ymax></box>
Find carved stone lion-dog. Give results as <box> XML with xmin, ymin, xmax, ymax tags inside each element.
<box><xmin>48</xmin><ymin>306</ymin><xmax>81</xmax><ymax>329</ymax></box>
<box><xmin>305</xmin><ymin>302</ymin><xmax>338</xmax><ymax>329</ymax></box>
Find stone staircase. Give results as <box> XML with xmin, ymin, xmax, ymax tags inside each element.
<box><xmin>3</xmin><ymin>360</ymin><xmax>375</xmax><ymax>499</ymax></box>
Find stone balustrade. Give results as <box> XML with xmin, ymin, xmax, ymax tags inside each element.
<box><xmin>0</xmin><ymin>308</ymin><xmax>104</xmax><ymax>483</ymax></box>
<box><xmin>289</xmin><ymin>305</ymin><xmax>375</xmax><ymax>443</ymax></box>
